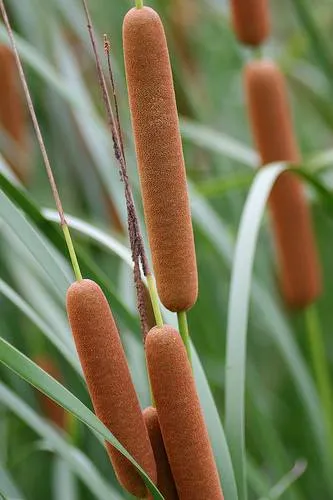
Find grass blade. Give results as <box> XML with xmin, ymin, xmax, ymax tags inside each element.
<box><xmin>0</xmin><ymin>384</ymin><xmax>123</xmax><ymax>500</ymax></box>
<box><xmin>0</xmin><ymin>337</ymin><xmax>164</xmax><ymax>499</ymax></box>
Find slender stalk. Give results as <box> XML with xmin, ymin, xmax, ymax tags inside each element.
<box><xmin>306</xmin><ymin>305</ymin><xmax>333</xmax><ymax>456</ymax></box>
<box><xmin>177</xmin><ymin>311</ymin><xmax>192</xmax><ymax>366</ymax></box>
<box><xmin>0</xmin><ymin>0</ymin><xmax>82</xmax><ymax>282</ymax></box>
<box><xmin>135</xmin><ymin>0</ymin><xmax>143</xmax><ymax>8</ymax></box>
<box><xmin>104</xmin><ymin>35</ymin><xmax>125</xmax><ymax>160</ymax></box>
<box><xmin>63</xmin><ymin>225</ymin><xmax>82</xmax><ymax>281</ymax></box>
<box><xmin>146</xmin><ymin>274</ymin><xmax>163</xmax><ymax>327</ymax></box>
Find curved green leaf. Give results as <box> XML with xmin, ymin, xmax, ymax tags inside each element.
<box><xmin>0</xmin><ymin>383</ymin><xmax>123</xmax><ymax>500</ymax></box>
<box><xmin>224</xmin><ymin>163</ymin><xmax>331</xmax><ymax>499</ymax></box>
<box><xmin>0</xmin><ymin>338</ymin><xmax>164</xmax><ymax>499</ymax></box>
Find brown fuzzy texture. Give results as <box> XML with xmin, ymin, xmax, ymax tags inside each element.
<box><xmin>244</xmin><ymin>60</ymin><xmax>321</xmax><ymax>308</ymax></box>
<box><xmin>231</xmin><ymin>0</ymin><xmax>270</xmax><ymax>46</ymax></box>
<box><xmin>0</xmin><ymin>45</ymin><xmax>29</xmax><ymax>183</ymax></box>
<box><xmin>34</xmin><ymin>356</ymin><xmax>66</xmax><ymax>430</ymax></box>
<box><xmin>123</xmin><ymin>7</ymin><xmax>198</xmax><ymax>312</ymax></box>
<box><xmin>146</xmin><ymin>326</ymin><xmax>223</xmax><ymax>500</ymax></box>
<box><xmin>66</xmin><ymin>279</ymin><xmax>156</xmax><ymax>498</ymax></box>
<box><xmin>143</xmin><ymin>407</ymin><xmax>179</xmax><ymax>500</ymax></box>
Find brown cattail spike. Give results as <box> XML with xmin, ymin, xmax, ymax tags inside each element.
<box><xmin>0</xmin><ymin>45</ymin><xmax>29</xmax><ymax>183</ymax></box>
<box><xmin>230</xmin><ymin>0</ymin><xmax>270</xmax><ymax>46</ymax></box>
<box><xmin>123</xmin><ymin>7</ymin><xmax>198</xmax><ymax>312</ymax></box>
<box><xmin>143</xmin><ymin>407</ymin><xmax>179</xmax><ymax>500</ymax></box>
<box><xmin>244</xmin><ymin>60</ymin><xmax>321</xmax><ymax>308</ymax></box>
<box><xmin>34</xmin><ymin>356</ymin><xmax>66</xmax><ymax>430</ymax></box>
<box><xmin>66</xmin><ymin>279</ymin><xmax>156</xmax><ymax>497</ymax></box>
<box><xmin>146</xmin><ymin>326</ymin><xmax>223</xmax><ymax>499</ymax></box>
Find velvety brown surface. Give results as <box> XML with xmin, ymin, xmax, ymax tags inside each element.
<box><xmin>123</xmin><ymin>7</ymin><xmax>198</xmax><ymax>312</ymax></box>
<box><xmin>66</xmin><ymin>279</ymin><xmax>156</xmax><ymax>498</ymax></box>
<box><xmin>34</xmin><ymin>357</ymin><xmax>66</xmax><ymax>430</ymax></box>
<box><xmin>244</xmin><ymin>60</ymin><xmax>321</xmax><ymax>308</ymax></box>
<box><xmin>146</xmin><ymin>326</ymin><xmax>223</xmax><ymax>500</ymax></box>
<box><xmin>231</xmin><ymin>0</ymin><xmax>270</xmax><ymax>46</ymax></box>
<box><xmin>144</xmin><ymin>406</ymin><xmax>179</xmax><ymax>500</ymax></box>
<box><xmin>0</xmin><ymin>45</ymin><xmax>28</xmax><ymax>183</ymax></box>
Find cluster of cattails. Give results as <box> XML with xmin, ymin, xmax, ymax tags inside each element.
<box><xmin>230</xmin><ymin>0</ymin><xmax>321</xmax><ymax>309</ymax></box>
<box><xmin>65</xmin><ymin>4</ymin><xmax>223</xmax><ymax>499</ymax></box>
<box><xmin>0</xmin><ymin>45</ymin><xmax>30</xmax><ymax>184</ymax></box>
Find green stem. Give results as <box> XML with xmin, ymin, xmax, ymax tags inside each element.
<box><xmin>177</xmin><ymin>311</ymin><xmax>192</xmax><ymax>367</ymax></box>
<box><xmin>146</xmin><ymin>274</ymin><xmax>163</xmax><ymax>327</ymax></box>
<box><xmin>306</xmin><ymin>305</ymin><xmax>333</xmax><ymax>456</ymax></box>
<box><xmin>135</xmin><ymin>0</ymin><xmax>143</xmax><ymax>8</ymax></box>
<box><xmin>62</xmin><ymin>224</ymin><xmax>82</xmax><ymax>281</ymax></box>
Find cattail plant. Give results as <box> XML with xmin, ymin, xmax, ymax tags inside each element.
<box><xmin>146</xmin><ymin>326</ymin><xmax>224</xmax><ymax>499</ymax></box>
<box><xmin>244</xmin><ymin>60</ymin><xmax>321</xmax><ymax>308</ymax></box>
<box><xmin>123</xmin><ymin>5</ymin><xmax>198</xmax><ymax>314</ymax></box>
<box><xmin>34</xmin><ymin>356</ymin><xmax>66</xmax><ymax>430</ymax></box>
<box><xmin>230</xmin><ymin>0</ymin><xmax>270</xmax><ymax>46</ymax></box>
<box><xmin>67</xmin><ymin>279</ymin><xmax>156</xmax><ymax>498</ymax></box>
<box><xmin>0</xmin><ymin>45</ymin><xmax>29</xmax><ymax>183</ymax></box>
<box><xmin>143</xmin><ymin>406</ymin><xmax>179</xmax><ymax>500</ymax></box>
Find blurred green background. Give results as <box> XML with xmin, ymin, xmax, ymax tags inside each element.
<box><xmin>1</xmin><ymin>0</ymin><xmax>333</xmax><ymax>499</ymax></box>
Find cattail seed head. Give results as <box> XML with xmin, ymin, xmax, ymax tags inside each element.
<box><xmin>146</xmin><ymin>326</ymin><xmax>223</xmax><ymax>499</ymax></box>
<box><xmin>230</xmin><ymin>0</ymin><xmax>270</xmax><ymax>46</ymax></box>
<box><xmin>143</xmin><ymin>406</ymin><xmax>179</xmax><ymax>500</ymax></box>
<box><xmin>34</xmin><ymin>356</ymin><xmax>66</xmax><ymax>430</ymax></box>
<box><xmin>244</xmin><ymin>60</ymin><xmax>321</xmax><ymax>308</ymax></box>
<box><xmin>66</xmin><ymin>279</ymin><xmax>156</xmax><ymax>498</ymax></box>
<box><xmin>123</xmin><ymin>7</ymin><xmax>198</xmax><ymax>312</ymax></box>
<box><xmin>0</xmin><ymin>45</ymin><xmax>29</xmax><ymax>183</ymax></box>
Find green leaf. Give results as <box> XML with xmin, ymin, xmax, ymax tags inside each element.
<box><xmin>224</xmin><ymin>163</ymin><xmax>331</xmax><ymax>500</ymax></box>
<box><xmin>0</xmin><ymin>338</ymin><xmax>164</xmax><ymax>499</ymax></box>
<box><xmin>0</xmin><ymin>384</ymin><xmax>123</xmax><ymax>500</ymax></box>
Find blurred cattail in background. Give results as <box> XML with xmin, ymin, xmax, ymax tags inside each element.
<box><xmin>230</xmin><ymin>0</ymin><xmax>270</xmax><ymax>46</ymax></box>
<box><xmin>244</xmin><ymin>60</ymin><xmax>321</xmax><ymax>308</ymax></box>
<box><xmin>143</xmin><ymin>406</ymin><xmax>179</xmax><ymax>500</ymax></box>
<box><xmin>34</xmin><ymin>356</ymin><xmax>66</xmax><ymax>430</ymax></box>
<box><xmin>0</xmin><ymin>44</ymin><xmax>30</xmax><ymax>184</ymax></box>
<box><xmin>146</xmin><ymin>326</ymin><xmax>224</xmax><ymax>499</ymax></box>
<box><xmin>66</xmin><ymin>279</ymin><xmax>156</xmax><ymax>498</ymax></box>
<box><xmin>123</xmin><ymin>6</ymin><xmax>198</xmax><ymax>313</ymax></box>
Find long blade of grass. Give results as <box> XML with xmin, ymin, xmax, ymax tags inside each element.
<box><xmin>225</xmin><ymin>163</ymin><xmax>286</xmax><ymax>500</ymax></box>
<box><xmin>0</xmin><ymin>338</ymin><xmax>164</xmax><ymax>499</ymax></box>
<box><xmin>0</xmin><ymin>384</ymin><xmax>123</xmax><ymax>500</ymax></box>
<box><xmin>224</xmin><ymin>163</ymin><xmax>332</xmax><ymax>499</ymax></box>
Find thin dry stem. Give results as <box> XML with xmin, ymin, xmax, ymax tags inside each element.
<box><xmin>104</xmin><ymin>34</ymin><xmax>125</xmax><ymax>159</ymax></box>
